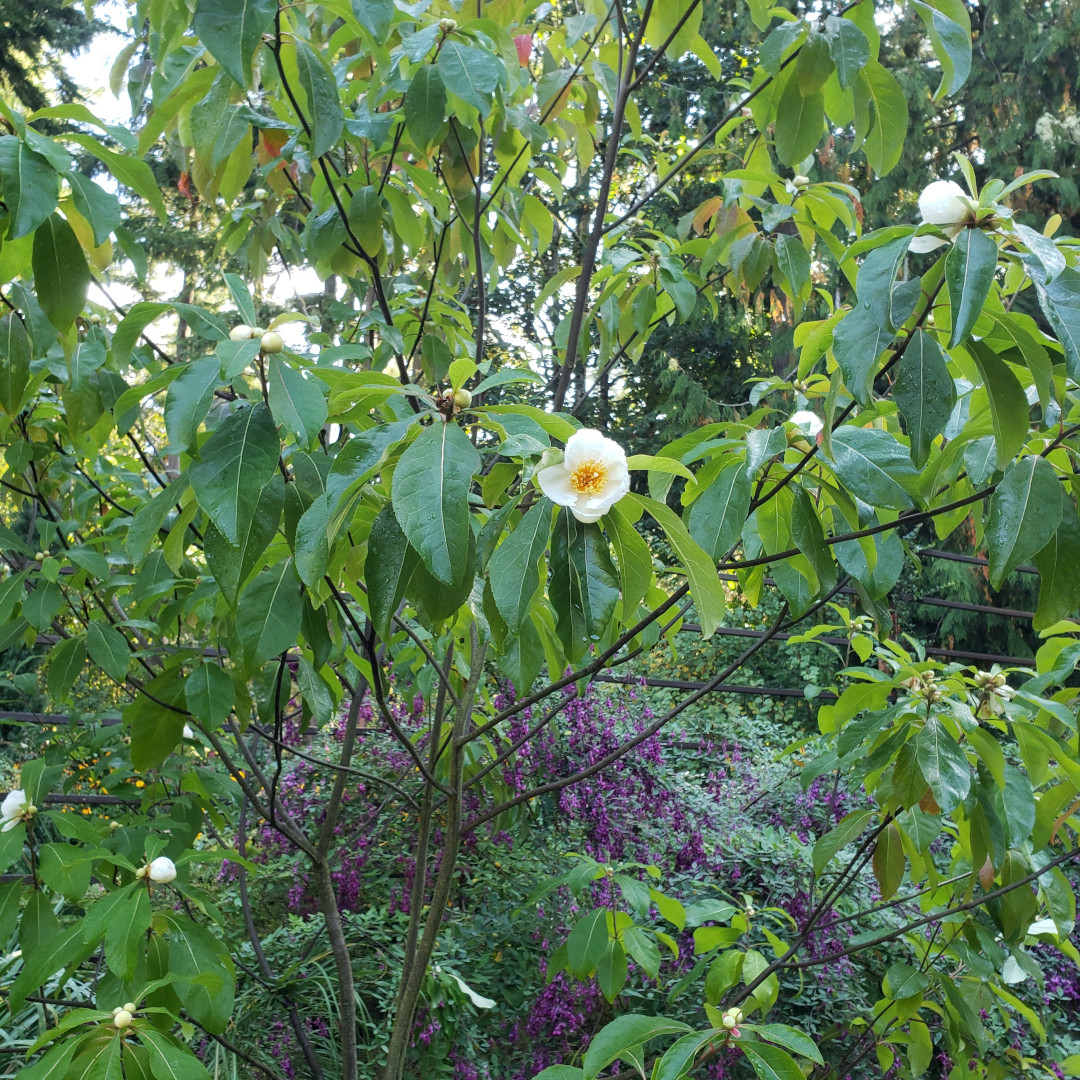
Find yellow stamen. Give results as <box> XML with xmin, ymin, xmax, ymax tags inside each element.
<box><xmin>570</xmin><ymin>458</ymin><xmax>607</xmax><ymax>495</ymax></box>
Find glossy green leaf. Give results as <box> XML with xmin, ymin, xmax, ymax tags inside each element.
<box><xmin>346</xmin><ymin>186</ymin><xmax>384</xmax><ymax>256</ymax></box>
<box><xmin>774</xmin><ymin>73</ymin><xmax>824</xmax><ymax>167</ymax></box>
<box><xmin>872</xmin><ymin>821</ymin><xmax>905</xmax><ymax>900</ymax></box>
<box><xmin>582</xmin><ymin>1015</ymin><xmax>691</xmax><ymax>1079</ymax></box>
<box><xmin>911</xmin><ymin>0</ymin><xmax>971</xmax><ymax>98</ymax></box>
<box><xmin>812</xmin><ymin>809</ymin><xmax>874</xmax><ymax>875</ymax></box>
<box><xmin>87</xmin><ymin>621</ymin><xmax>130</xmax><ymax>684</ymax></box>
<box><xmin>0</xmin><ymin>135</ymin><xmax>57</xmax><ymax>238</ymax></box>
<box><xmin>236</xmin><ymin>559</ymin><xmax>302</xmax><ymax>668</ymax></box>
<box><xmin>193</xmin><ymin>0</ymin><xmax>277</xmax><ymax>88</ymax></box>
<box><xmin>269</xmin><ymin>357</ymin><xmax>328</xmax><ymax>448</ymax></box>
<box><xmin>688</xmin><ymin>461</ymin><xmax>751</xmax><ymax>562</ymax></box>
<box><xmin>565</xmin><ymin>907</ymin><xmax>609</xmax><ymax>979</ymax></box>
<box><xmin>392</xmin><ymin>421</ymin><xmax>479</xmax><ymax>585</ymax></box>
<box><xmin>127</xmin><ymin>669</ymin><xmax>188</xmax><ymax>772</ymax></box>
<box><xmin>824</xmin><ymin>16</ymin><xmax>870</xmax><ymax>89</ymax></box>
<box><xmin>855</xmin><ymin>62</ymin><xmax>907</xmax><ymax>176</ymax></box>
<box><xmin>830</xmin><ymin>307</ymin><xmax>893</xmax><ymax>406</ymax></box>
<box><xmin>405</xmin><ymin>65</ymin><xmax>446</xmax><ymax>148</ymax></box>
<box><xmin>67</xmin><ymin>172</ymin><xmax>121</xmax><ymax>246</ymax></box>
<box><xmin>366</xmin><ymin>503</ymin><xmax>420</xmax><ymax>642</ymax></box>
<box><xmin>985</xmin><ymin>456</ymin><xmax>1062</xmax><ymax>590</ymax></box>
<box><xmin>135</xmin><ymin>1027</ymin><xmax>213</xmax><ymax>1080</ymax></box>
<box><xmin>739</xmin><ymin>1039</ymin><xmax>807</xmax><ymax>1080</ymax></box>
<box><xmin>47</xmin><ymin>636</ymin><xmax>85</xmax><ymax>702</ymax></box>
<box><xmin>605</xmin><ymin>501</ymin><xmax>653</xmax><ymax>616</ymax></box>
<box><xmin>436</xmin><ymin>41</ymin><xmax>504</xmax><ymax>115</ymax></box>
<box><xmin>164</xmin><ymin>357</ymin><xmax>220</xmax><ymax>453</ymax></box>
<box><xmin>1033</xmin><ymin>266</ymin><xmax>1080</xmax><ymax>380</ymax></box>
<box><xmin>828</xmin><ymin>427</ymin><xmax>916</xmax><ymax>509</ymax></box>
<box><xmin>490</xmin><ymin>499</ymin><xmax>553</xmax><ymax>634</ymax></box>
<box><xmin>184</xmin><ymin>662</ymin><xmax>235</xmax><ymax>728</ymax></box>
<box><xmin>970</xmin><ymin>345</ymin><xmax>1028</xmax><ymax>469</ymax></box>
<box><xmin>633</xmin><ymin>494</ymin><xmax>726</xmax><ymax>636</ymax></box>
<box><xmin>32</xmin><ymin>213</ymin><xmax>90</xmax><ymax>331</ymax></box>
<box><xmin>204</xmin><ymin>474</ymin><xmax>283</xmax><ymax>604</ymax></box>
<box><xmin>0</xmin><ymin>314</ymin><xmax>30</xmax><ymax>413</ymax></box>
<box><xmin>549</xmin><ymin>513</ymin><xmax>620</xmax><ymax>661</ymax></box>
<box><xmin>189</xmin><ymin>403</ymin><xmax>281</xmax><ymax>545</ymax></box>
<box><xmin>893</xmin><ymin>330</ymin><xmax>955</xmax><ymax>467</ymax></box>
<box><xmin>105</xmin><ymin>887</ymin><xmax>150</xmax><ymax>981</ymax></box>
<box><xmin>596</xmin><ymin>940</ymin><xmax>628</xmax><ymax>1003</ymax></box>
<box><xmin>916</xmin><ymin>717</ymin><xmax>971</xmax><ymax>813</ymax></box>
<box><xmin>293</xmin><ymin>37</ymin><xmax>343</xmax><ymax>157</ymax></box>
<box><xmin>1033</xmin><ymin>500</ymin><xmax>1080</xmax><ymax>631</ymax></box>
<box><xmin>946</xmin><ymin>227</ymin><xmax>997</xmax><ymax>347</ymax></box>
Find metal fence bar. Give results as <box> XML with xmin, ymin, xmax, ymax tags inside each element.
<box><xmin>593</xmin><ymin>673</ymin><xmax>837</xmax><ymax>699</ymax></box>
<box><xmin>919</xmin><ymin>549</ymin><xmax>1039</xmax><ymax>575</ymax></box>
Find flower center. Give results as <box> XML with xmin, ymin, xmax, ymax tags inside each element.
<box><xmin>569</xmin><ymin>458</ymin><xmax>607</xmax><ymax>495</ymax></box>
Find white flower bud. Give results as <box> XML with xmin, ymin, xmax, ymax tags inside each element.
<box><xmin>230</xmin><ymin>324</ymin><xmax>254</xmax><ymax>342</ymax></box>
<box><xmin>260</xmin><ymin>330</ymin><xmax>285</xmax><ymax>354</ymax></box>
<box><xmin>910</xmin><ymin>179</ymin><xmax>971</xmax><ymax>253</ymax></box>
<box><xmin>113</xmin><ymin>1010</ymin><xmax>133</xmax><ymax>1029</ymax></box>
<box><xmin>148</xmin><ymin>856</ymin><xmax>177</xmax><ymax>883</ymax></box>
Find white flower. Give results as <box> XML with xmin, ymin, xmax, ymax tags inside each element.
<box><xmin>182</xmin><ymin>724</ymin><xmax>195</xmax><ymax>740</ymax></box>
<box><xmin>789</xmin><ymin>410</ymin><xmax>823</xmax><ymax>437</ymax></box>
<box><xmin>910</xmin><ymin>179</ymin><xmax>971</xmax><ymax>253</ymax></box>
<box><xmin>536</xmin><ymin>429</ymin><xmax>630</xmax><ymax>524</ymax></box>
<box><xmin>1</xmin><ymin>789</ymin><xmax>32</xmax><ymax>832</ymax></box>
<box><xmin>147</xmin><ymin>856</ymin><xmax>177</xmax><ymax>883</ymax></box>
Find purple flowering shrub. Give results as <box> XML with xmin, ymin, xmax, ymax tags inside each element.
<box><xmin>223</xmin><ymin>680</ymin><xmax>1080</xmax><ymax>1079</ymax></box>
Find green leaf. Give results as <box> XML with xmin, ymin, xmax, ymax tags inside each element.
<box><xmin>127</xmin><ymin>669</ymin><xmax>188</xmax><ymax>772</ymax></box>
<box><xmin>47</xmin><ymin>636</ymin><xmax>86</xmax><ymax>702</ymax></box>
<box><xmin>549</xmin><ymin>513</ymin><xmax>620</xmax><ymax>661</ymax></box>
<box><xmin>435</xmin><ymin>41</ymin><xmax>504</xmax><ymax>115</ymax></box>
<box><xmin>813</xmin><ymin>809</ymin><xmax>874</xmax><ymax>875</ymax></box>
<box><xmin>774</xmin><ymin>73</ymin><xmax>824</xmax><ymax>168</ymax></box>
<box><xmin>827</xmin><ymin>427</ymin><xmax>916</xmax><ymax>509</ymax></box>
<box><xmin>366</xmin><ymin>503</ymin><xmax>420</xmax><ymax>642</ymax></box>
<box><xmin>1033</xmin><ymin>500</ymin><xmax>1080</xmax><ymax>631</ymax></box>
<box><xmin>596</xmin><ymin>940</ymin><xmax>628</xmax><ymax>1002</ymax></box>
<box><xmin>0</xmin><ymin>314</ymin><xmax>30</xmax><ymax>413</ymax></box>
<box><xmin>970</xmin><ymin>345</ymin><xmax>1028</xmax><ymax>470</ymax></box>
<box><xmin>854</xmin><ymin>62</ymin><xmax>907</xmax><ymax>176</ymax></box>
<box><xmin>1033</xmin><ymin>266</ymin><xmax>1080</xmax><ymax>380</ymax></box>
<box><xmin>916</xmin><ymin>717</ymin><xmax>971</xmax><ymax>813</ymax></box>
<box><xmin>204</xmin><ymin>475</ymin><xmax>283</xmax><ymax>604</ymax></box>
<box><xmin>605</xmin><ymin>501</ymin><xmax>653</xmax><ymax>616</ymax></box>
<box><xmin>739</xmin><ymin>1039</ymin><xmax>808</xmax><ymax>1080</ymax></box>
<box><xmin>67</xmin><ymin>1035</ymin><xmax>123</xmax><ymax>1080</ymax></box>
<box><xmin>346</xmin><ymin>185</ymin><xmax>384</xmax><ymax>255</ymax></box>
<box><xmin>408</xmin><ymin>527</ymin><xmax>476</xmax><ymax>625</ymax></box>
<box><xmin>67</xmin><ymin>172</ymin><xmax>121</xmax><ymax>246</ymax></box>
<box><xmin>87</xmin><ymin>622</ymin><xmax>130</xmax><ymax>684</ymax></box>
<box><xmin>236</xmin><ymin>559</ymin><xmax>302</xmax><ymax>668</ymax></box>
<box><xmin>824</xmin><ymin>16</ymin><xmax>870</xmax><ymax>89</ymax></box>
<box><xmin>19</xmin><ymin>1039</ymin><xmax>82</xmax><ymax>1080</ymax></box>
<box><xmin>582</xmin><ymin>1015</ymin><xmax>691</xmax><ymax>1079</ymax></box>
<box><xmin>134</xmin><ymin>1028</ymin><xmax>213</xmax><ymax>1080</ymax></box>
<box><xmin>490</xmin><ymin>499</ymin><xmax>553</xmax><ymax>634</ymax></box>
<box><xmin>65</xmin><ymin>134</ymin><xmax>167</xmax><ymax>222</ymax></box>
<box><xmin>0</xmin><ymin>135</ymin><xmax>57</xmax><ymax>238</ymax></box>
<box><xmin>32</xmin><ymin>214</ymin><xmax>90</xmax><ymax>331</ymax></box>
<box><xmin>189</xmin><ymin>403</ymin><xmax>281</xmax><ymax>545</ymax></box>
<box><xmin>164</xmin><ymin>357</ymin><xmax>220</xmax><ymax>453</ymax></box>
<box><xmin>745</xmin><ymin>1024</ymin><xmax>825</xmax><ymax>1065</ymax></box>
<box><xmin>405</xmin><ymin>65</ymin><xmax>446</xmax><ymax>148</ymax></box>
<box><xmin>223</xmin><ymin>272</ymin><xmax>257</xmax><ymax>327</ymax></box>
<box><xmin>105</xmin><ymin>887</ymin><xmax>150</xmax><ymax>981</ymax></box>
<box><xmin>985</xmin><ymin>457</ymin><xmax>1063</xmax><ymax>590</ymax></box>
<box><xmin>565</xmin><ymin>907</ymin><xmax>609</xmax><ymax>979</ymax></box>
<box><xmin>830</xmin><ymin>307</ymin><xmax>893</xmax><ymax>406</ymax></box>
<box><xmin>632</xmin><ymin>494</ymin><xmax>726</xmax><ymax>637</ymax></box>
<box><xmin>391</xmin><ymin>421</ymin><xmax>478</xmax><ymax>586</ymax></box>
<box><xmin>946</xmin><ymin>227</ymin><xmax>997</xmax><ymax>347</ymax></box>
<box><xmin>872</xmin><ymin>821</ymin><xmax>905</xmax><ymax>900</ymax></box>
<box><xmin>774</xmin><ymin>234</ymin><xmax>812</xmax><ymax>300</ymax></box>
<box><xmin>893</xmin><ymin>330</ymin><xmax>955</xmax><ymax>467</ymax></box>
<box><xmin>184</xmin><ymin>663</ymin><xmax>235</xmax><ymax>728</ymax></box>
<box><xmin>532</xmin><ymin>1070</ymin><xmax>584</xmax><ymax>1080</ymax></box>
<box><xmin>654</xmin><ymin>1031</ymin><xmax>721</xmax><ymax>1080</ymax></box>
<box><xmin>911</xmin><ymin>0</ymin><xmax>971</xmax><ymax>98</ymax></box>
<box><xmin>294</xmin><ymin>37</ymin><xmax>344</xmax><ymax>158</ymax></box>
<box><xmin>269</xmin><ymin>357</ymin><xmax>328</xmax><ymax>448</ymax></box>
<box><xmin>111</xmin><ymin>302</ymin><xmax>171</xmax><ymax>365</ymax></box>
<box><xmin>193</xmin><ymin>0</ymin><xmax>277</xmax><ymax>88</ymax></box>
<box><xmin>352</xmin><ymin>0</ymin><xmax>393</xmax><ymax>38</ymax></box>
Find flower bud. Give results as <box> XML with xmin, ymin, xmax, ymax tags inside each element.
<box><xmin>792</xmin><ymin>174</ymin><xmax>810</xmax><ymax>188</ymax></box>
<box><xmin>135</xmin><ymin>865</ymin><xmax>148</xmax><ymax>879</ymax></box>
<box><xmin>722</xmin><ymin>1007</ymin><xmax>743</xmax><ymax>1030</ymax></box>
<box><xmin>148</xmin><ymin>856</ymin><xmax>177</xmax><ymax>883</ymax></box>
<box><xmin>113</xmin><ymin>1010</ymin><xmax>133</xmax><ymax>1029</ymax></box>
<box><xmin>230</xmin><ymin>324</ymin><xmax>254</xmax><ymax>342</ymax></box>
<box><xmin>90</xmin><ymin>313</ymin><xmax>102</xmax><ymax>325</ymax></box>
<box><xmin>260</xmin><ymin>330</ymin><xmax>285</xmax><ymax>354</ymax></box>
<box><xmin>439</xmin><ymin>17</ymin><xmax>457</xmax><ymax>32</ymax></box>
<box><xmin>123</xmin><ymin>1002</ymin><xmax>137</xmax><ymax>1014</ymax></box>
<box><xmin>452</xmin><ymin>388</ymin><xmax>472</xmax><ymax>410</ymax></box>
<box><xmin>254</xmin><ymin>188</ymin><xmax>269</xmax><ymax>201</ymax></box>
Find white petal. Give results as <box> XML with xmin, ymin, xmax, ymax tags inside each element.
<box><xmin>563</xmin><ymin>428</ymin><xmax>609</xmax><ymax>469</ymax></box>
<box><xmin>1</xmin><ymin>818</ymin><xmax>17</xmax><ymax>833</ymax></box>
<box><xmin>909</xmin><ymin>233</ymin><xmax>947</xmax><ymax>254</ymax></box>
<box><xmin>536</xmin><ymin>465</ymin><xmax>578</xmax><ymax>506</ymax></box>
<box><xmin>1</xmin><ymin>789</ymin><xmax>24</xmax><ymax>823</ymax></box>
<box><xmin>148</xmin><ymin>856</ymin><xmax>177</xmax><ymax>883</ymax></box>
<box><xmin>789</xmin><ymin>410</ymin><xmax>823</xmax><ymax>436</ymax></box>
<box><xmin>570</xmin><ymin>504</ymin><xmax>605</xmax><ymax>523</ymax></box>
<box><xmin>919</xmin><ymin>179</ymin><xmax>968</xmax><ymax>226</ymax></box>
